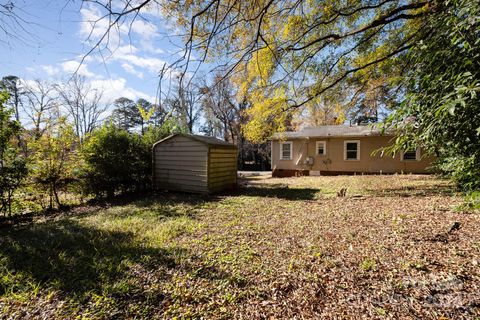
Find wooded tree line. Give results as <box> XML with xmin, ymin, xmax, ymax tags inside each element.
<box><xmin>0</xmin><ymin>70</ymin><xmax>274</xmax><ymax>216</ymax></box>
<box><xmin>0</xmin><ymin>74</ymin><xmax>183</xmax><ymax>216</ymax></box>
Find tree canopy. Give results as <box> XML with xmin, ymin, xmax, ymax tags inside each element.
<box><xmin>385</xmin><ymin>0</ymin><xmax>480</xmax><ymax>190</ymax></box>
<box><xmin>86</xmin><ymin>0</ymin><xmax>434</xmax><ymax>140</ymax></box>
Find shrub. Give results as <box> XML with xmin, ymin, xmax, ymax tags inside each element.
<box><xmin>0</xmin><ymin>91</ymin><xmax>28</xmax><ymax>216</ymax></box>
<box><xmin>29</xmin><ymin>118</ymin><xmax>78</xmax><ymax>209</ymax></box>
<box><xmin>436</xmin><ymin>155</ymin><xmax>480</xmax><ymax>192</ymax></box>
<box><xmin>78</xmin><ymin>121</ymin><xmax>182</xmax><ymax>198</ymax></box>
<box><xmin>80</xmin><ymin>124</ymin><xmax>150</xmax><ymax>198</ymax></box>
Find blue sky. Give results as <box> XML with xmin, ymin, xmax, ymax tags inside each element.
<box><xmin>1</xmin><ymin>0</ymin><xmax>187</xmax><ymax>105</ymax></box>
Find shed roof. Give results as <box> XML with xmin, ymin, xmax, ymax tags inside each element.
<box><xmin>272</xmin><ymin>125</ymin><xmax>393</xmax><ymax>139</ymax></box>
<box><xmin>153</xmin><ymin>133</ymin><xmax>237</xmax><ymax>149</ymax></box>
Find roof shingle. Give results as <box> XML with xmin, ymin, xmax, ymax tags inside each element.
<box><xmin>272</xmin><ymin>125</ymin><xmax>393</xmax><ymax>139</ymax></box>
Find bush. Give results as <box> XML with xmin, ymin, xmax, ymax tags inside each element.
<box><xmin>80</xmin><ymin>124</ymin><xmax>150</xmax><ymax>198</ymax></box>
<box><xmin>436</xmin><ymin>155</ymin><xmax>480</xmax><ymax>192</ymax></box>
<box><xmin>0</xmin><ymin>91</ymin><xmax>28</xmax><ymax>216</ymax></box>
<box><xmin>29</xmin><ymin>118</ymin><xmax>78</xmax><ymax>209</ymax></box>
<box><xmin>79</xmin><ymin>121</ymin><xmax>182</xmax><ymax>198</ymax></box>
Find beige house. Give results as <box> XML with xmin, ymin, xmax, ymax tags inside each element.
<box><xmin>270</xmin><ymin>125</ymin><xmax>434</xmax><ymax>177</ymax></box>
<box><xmin>153</xmin><ymin>134</ymin><xmax>237</xmax><ymax>193</ymax></box>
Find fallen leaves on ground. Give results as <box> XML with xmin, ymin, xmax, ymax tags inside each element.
<box><xmin>0</xmin><ymin>174</ymin><xmax>478</xmax><ymax>319</ymax></box>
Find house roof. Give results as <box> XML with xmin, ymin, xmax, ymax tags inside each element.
<box><xmin>153</xmin><ymin>133</ymin><xmax>237</xmax><ymax>149</ymax></box>
<box><xmin>271</xmin><ymin>125</ymin><xmax>393</xmax><ymax>139</ymax></box>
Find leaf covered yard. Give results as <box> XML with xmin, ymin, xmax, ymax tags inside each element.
<box><xmin>0</xmin><ymin>175</ymin><xmax>479</xmax><ymax>319</ymax></box>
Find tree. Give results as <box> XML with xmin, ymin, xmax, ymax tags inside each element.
<box><xmin>142</xmin><ymin>117</ymin><xmax>188</xmax><ymax>153</ymax></box>
<box><xmin>0</xmin><ymin>90</ymin><xmax>27</xmax><ymax>216</ymax></box>
<box><xmin>110</xmin><ymin>97</ymin><xmax>168</xmax><ymax>134</ymax></box>
<box><xmin>136</xmin><ymin>98</ymin><xmax>154</xmax><ymax>134</ymax></box>
<box><xmin>150</xmin><ymin>103</ymin><xmax>169</xmax><ymax>128</ymax></box>
<box><xmin>57</xmin><ymin>75</ymin><xmax>106</xmax><ymax>140</ymax></box>
<box><xmin>110</xmin><ymin>97</ymin><xmax>138</xmax><ymax>131</ymax></box>
<box><xmin>1</xmin><ymin>75</ymin><xmax>23</xmax><ymax>123</ymax></box>
<box><xmin>385</xmin><ymin>0</ymin><xmax>480</xmax><ymax>191</ymax></box>
<box><xmin>200</xmin><ymin>74</ymin><xmax>272</xmax><ymax>170</ymax></box>
<box><xmin>1</xmin><ymin>75</ymin><xmax>27</xmax><ymax>154</ymax></box>
<box><xmin>347</xmin><ymin>65</ymin><xmax>403</xmax><ymax>125</ymax></box>
<box><xmin>29</xmin><ymin>118</ymin><xmax>78</xmax><ymax>210</ymax></box>
<box><xmin>294</xmin><ymin>92</ymin><xmax>347</xmax><ymax>128</ymax></box>
<box><xmin>0</xmin><ymin>2</ymin><xmax>41</xmax><ymax>46</ymax></box>
<box><xmin>86</xmin><ymin>0</ymin><xmax>434</xmax><ymax>141</ymax></box>
<box><xmin>80</xmin><ymin>118</ymin><xmax>186</xmax><ymax>198</ymax></box>
<box><xmin>22</xmin><ymin>79</ymin><xmax>58</xmax><ymax>140</ymax></box>
<box><xmin>200</xmin><ymin>74</ymin><xmax>241</xmax><ymax>142</ymax></box>
<box><xmin>167</xmin><ymin>74</ymin><xmax>201</xmax><ymax>133</ymax></box>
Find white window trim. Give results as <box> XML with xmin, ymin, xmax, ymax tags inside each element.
<box><xmin>401</xmin><ymin>148</ymin><xmax>421</xmax><ymax>161</ymax></box>
<box><xmin>316</xmin><ymin>141</ymin><xmax>327</xmax><ymax>156</ymax></box>
<box><xmin>344</xmin><ymin>140</ymin><xmax>360</xmax><ymax>161</ymax></box>
<box><xmin>280</xmin><ymin>141</ymin><xmax>293</xmax><ymax>160</ymax></box>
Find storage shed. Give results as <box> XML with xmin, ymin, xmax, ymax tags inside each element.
<box><xmin>153</xmin><ymin>133</ymin><xmax>238</xmax><ymax>193</ymax></box>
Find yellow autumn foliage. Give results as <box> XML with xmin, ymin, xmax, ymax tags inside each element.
<box><xmin>243</xmin><ymin>88</ymin><xmax>290</xmax><ymax>142</ymax></box>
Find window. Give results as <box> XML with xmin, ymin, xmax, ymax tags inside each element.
<box><xmin>401</xmin><ymin>148</ymin><xmax>420</xmax><ymax>161</ymax></box>
<box><xmin>316</xmin><ymin>141</ymin><xmax>326</xmax><ymax>156</ymax></box>
<box><xmin>280</xmin><ymin>141</ymin><xmax>292</xmax><ymax>160</ymax></box>
<box><xmin>344</xmin><ymin>140</ymin><xmax>360</xmax><ymax>160</ymax></box>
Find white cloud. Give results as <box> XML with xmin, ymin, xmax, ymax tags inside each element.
<box><xmin>79</xmin><ymin>6</ymin><xmax>111</xmax><ymax>39</ymax></box>
<box><xmin>137</xmin><ymin>2</ymin><xmax>164</xmax><ymax>17</ymax></box>
<box><xmin>139</xmin><ymin>38</ymin><xmax>165</xmax><ymax>54</ymax></box>
<box><xmin>111</xmin><ymin>44</ymin><xmax>139</xmax><ymax>56</ymax></box>
<box><xmin>79</xmin><ymin>4</ymin><xmax>161</xmax><ymax>49</ymax></box>
<box><xmin>79</xmin><ymin>5</ymin><xmax>124</xmax><ymax>49</ymax></box>
<box><xmin>61</xmin><ymin>60</ymin><xmax>95</xmax><ymax>78</ymax></box>
<box><xmin>104</xmin><ymin>45</ymin><xmax>167</xmax><ymax>74</ymax></box>
<box><xmin>121</xmin><ymin>63</ymin><xmax>144</xmax><ymax>78</ymax></box>
<box><xmin>90</xmin><ymin>77</ymin><xmax>156</xmax><ymax>104</ymax></box>
<box><xmin>130</xmin><ymin>19</ymin><xmax>158</xmax><ymax>40</ymax></box>
<box><xmin>110</xmin><ymin>0</ymin><xmax>165</xmax><ymax>18</ymax></box>
<box><xmin>119</xmin><ymin>54</ymin><xmax>166</xmax><ymax>73</ymax></box>
<box><xmin>77</xmin><ymin>3</ymin><xmax>180</xmax><ymax>82</ymax></box>
<box><xmin>24</xmin><ymin>65</ymin><xmax>60</xmax><ymax>78</ymax></box>
<box><xmin>41</xmin><ymin>65</ymin><xmax>61</xmax><ymax>77</ymax></box>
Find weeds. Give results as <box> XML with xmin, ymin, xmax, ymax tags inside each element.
<box><xmin>360</xmin><ymin>258</ymin><xmax>377</xmax><ymax>272</ymax></box>
<box><xmin>456</xmin><ymin>191</ymin><xmax>480</xmax><ymax>213</ymax></box>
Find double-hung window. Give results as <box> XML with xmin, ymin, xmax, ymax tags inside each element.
<box><xmin>280</xmin><ymin>141</ymin><xmax>293</xmax><ymax>160</ymax></box>
<box><xmin>344</xmin><ymin>140</ymin><xmax>360</xmax><ymax>161</ymax></box>
<box><xmin>316</xmin><ymin>141</ymin><xmax>326</xmax><ymax>156</ymax></box>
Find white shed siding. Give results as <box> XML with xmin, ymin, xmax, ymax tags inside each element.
<box><xmin>153</xmin><ymin>135</ymin><xmax>209</xmax><ymax>193</ymax></box>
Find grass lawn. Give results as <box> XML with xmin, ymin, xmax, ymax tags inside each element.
<box><xmin>0</xmin><ymin>175</ymin><xmax>479</xmax><ymax>319</ymax></box>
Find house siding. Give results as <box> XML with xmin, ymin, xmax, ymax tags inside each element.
<box><xmin>271</xmin><ymin>136</ymin><xmax>434</xmax><ymax>176</ymax></box>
